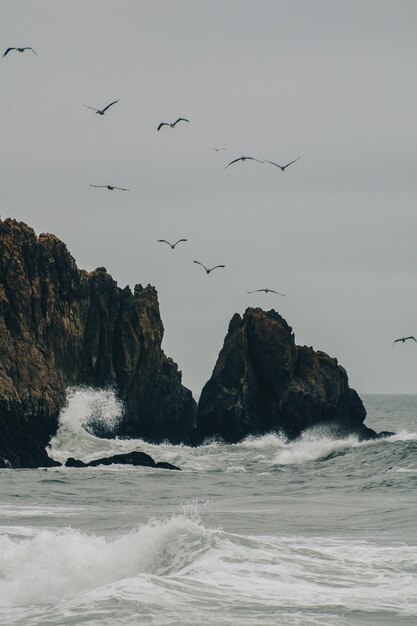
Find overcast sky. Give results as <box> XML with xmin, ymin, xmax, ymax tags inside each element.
<box><xmin>2</xmin><ymin>0</ymin><xmax>417</xmax><ymax>395</ymax></box>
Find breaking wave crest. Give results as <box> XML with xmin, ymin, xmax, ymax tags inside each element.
<box><xmin>1</xmin><ymin>514</ymin><xmax>416</xmax><ymax>624</ymax></box>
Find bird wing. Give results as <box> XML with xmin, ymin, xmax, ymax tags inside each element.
<box><xmin>24</xmin><ymin>47</ymin><xmax>37</xmax><ymax>55</ymax></box>
<box><xmin>269</xmin><ymin>290</ymin><xmax>286</xmax><ymax>296</ymax></box>
<box><xmin>89</xmin><ymin>184</ymin><xmax>106</xmax><ymax>188</ymax></box>
<box><xmin>246</xmin><ymin>157</ymin><xmax>264</xmax><ymax>163</ymax></box>
<box><xmin>247</xmin><ymin>289</ymin><xmax>264</xmax><ymax>293</ymax></box>
<box><xmin>282</xmin><ymin>157</ymin><xmax>301</xmax><ymax>169</ymax></box>
<box><xmin>83</xmin><ymin>104</ymin><xmax>98</xmax><ymax>111</ymax></box>
<box><xmin>264</xmin><ymin>160</ymin><xmax>283</xmax><ymax>168</ymax></box>
<box><xmin>173</xmin><ymin>118</ymin><xmax>190</xmax><ymax>125</ymax></box>
<box><xmin>3</xmin><ymin>48</ymin><xmax>16</xmax><ymax>57</ymax></box>
<box><xmin>193</xmin><ymin>260</ymin><xmax>208</xmax><ymax>271</ymax></box>
<box><xmin>157</xmin><ymin>240</ymin><xmax>171</xmax><ymax>246</ymax></box>
<box><xmin>113</xmin><ymin>187</ymin><xmax>129</xmax><ymax>191</ymax></box>
<box><xmin>224</xmin><ymin>157</ymin><xmax>242</xmax><ymax>169</ymax></box>
<box><xmin>101</xmin><ymin>99</ymin><xmax>119</xmax><ymax>113</ymax></box>
<box><xmin>393</xmin><ymin>338</ymin><xmax>402</xmax><ymax>345</ymax></box>
<box><xmin>405</xmin><ymin>336</ymin><xmax>417</xmax><ymax>342</ymax></box>
<box><xmin>157</xmin><ymin>122</ymin><xmax>168</xmax><ymax>131</ymax></box>
<box><xmin>173</xmin><ymin>239</ymin><xmax>187</xmax><ymax>246</ymax></box>
<box><xmin>210</xmin><ymin>265</ymin><xmax>225</xmax><ymax>271</ymax></box>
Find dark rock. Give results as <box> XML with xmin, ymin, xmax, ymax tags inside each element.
<box><xmin>65</xmin><ymin>457</ymin><xmax>88</xmax><ymax>467</ymax></box>
<box><xmin>63</xmin><ymin>452</ymin><xmax>181</xmax><ymax>470</ymax></box>
<box><xmin>155</xmin><ymin>461</ymin><xmax>181</xmax><ymax>471</ymax></box>
<box><xmin>375</xmin><ymin>431</ymin><xmax>396</xmax><ymax>439</ymax></box>
<box><xmin>0</xmin><ymin>218</ymin><xmax>196</xmax><ymax>467</ymax></box>
<box><xmin>87</xmin><ymin>451</ymin><xmax>157</xmax><ymax>467</ymax></box>
<box><xmin>194</xmin><ymin>308</ymin><xmax>369</xmax><ymax>443</ymax></box>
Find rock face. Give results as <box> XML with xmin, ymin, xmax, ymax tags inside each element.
<box><xmin>0</xmin><ymin>218</ymin><xmax>196</xmax><ymax>467</ymax></box>
<box><xmin>195</xmin><ymin>308</ymin><xmax>372</xmax><ymax>444</ymax></box>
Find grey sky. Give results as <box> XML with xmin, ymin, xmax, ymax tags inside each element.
<box><xmin>2</xmin><ymin>0</ymin><xmax>417</xmax><ymax>395</ymax></box>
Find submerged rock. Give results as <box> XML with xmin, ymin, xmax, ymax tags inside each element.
<box><xmin>0</xmin><ymin>218</ymin><xmax>196</xmax><ymax>467</ymax></box>
<box><xmin>88</xmin><ymin>451</ymin><xmax>157</xmax><ymax>467</ymax></box>
<box><xmin>194</xmin><ymin>308</ymin><xmax>371</xmax><ymax>444</ymax></box>
<box><xmin>64</xmin><ymin>451</ymin><xmax>181</xmax><ymax>470</ymax></box>
<box><xmin>65</xmin><ymin>457</ymin><xmax>88</xmax><ymax>468</ymax></box>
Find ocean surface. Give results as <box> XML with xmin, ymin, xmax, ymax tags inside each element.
<box><xmin>0</xmin><ymin>390</ymin><xmax>416</xmax><ymax>626</ymax></box>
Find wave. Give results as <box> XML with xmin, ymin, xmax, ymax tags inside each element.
<box><xmin>1</xmin><ymin>515</ymin><xmax>416</xmax><ymax>624</ymax></box>
<box><xmin>47</xmin><ymin>388</ymin><xmax>417</xmax><ymax>472</ymax></box>
<box><xmin>0</xmin><ymin>515</ymin><xmax>209</xmax><ymax>608</ymax></box>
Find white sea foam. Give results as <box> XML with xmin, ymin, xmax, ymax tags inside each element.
<box><xmin>272</xmin><ymin>425</ymin><xmax>417</xmax><ymax>466</ymax></box>
<box><xmin>0</xmin><ymin>516</ymin><xmax>416</xmax><ymax>623</ymax></box>
<box><xmin>273</xmin><ymin>429</ymin><xmax>360</xmax><ymax>465</ymax></box>
<box><xmin>0</xmin><ymin>515</ymin><xmax>209</xmax><ymax>607</ymax></box>
<box><xmin>47</xmin><ymin>387</ymin><xmax>126</xmax><ymax>464</ymax></box>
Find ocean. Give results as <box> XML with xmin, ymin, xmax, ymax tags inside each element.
<box><xmin>0</xmin><ymin>391</ymin><xmax>416</xmax><ymax>625</ymax></box>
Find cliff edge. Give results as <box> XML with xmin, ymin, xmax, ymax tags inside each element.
<box><xmin>0</xmin><ymin>218</ymin><xmax>196</xmax><ymax>467</ymax></box>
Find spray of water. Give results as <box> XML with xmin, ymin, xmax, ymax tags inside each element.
<box><xmin>47</xmin><ymin>387</ymin><xmax>124</xmax><ymax>464</ymax></box>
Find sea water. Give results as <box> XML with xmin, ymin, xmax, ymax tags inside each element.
<box><xmin>0</xmin><ymin>391</ymin><xmax>416</xmax><ymax>625</ymax></box>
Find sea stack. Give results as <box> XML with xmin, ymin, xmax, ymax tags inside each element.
<box><xmin>194</xmin><ymin>308</ymin><xmax>373</xmax><ymax>443</ymax></box>
<box><xmin>0</xmin><ymin>218</ymin><xmax>196</xmax><ymax>467</ymax></box>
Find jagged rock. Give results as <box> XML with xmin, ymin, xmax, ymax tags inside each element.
<box><xmin>0</xmin><ymin>218</ymin><xmax>196</xmax><ymax>467</ymax></box>
<box><xmin>194</xmin><ymin>308</ymin><xmax>371</xmax><ymax>444</ymax></box>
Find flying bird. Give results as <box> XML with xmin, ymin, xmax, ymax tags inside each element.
<box><xmin>157</xmin><ymin>239</ymin><xmax>188</xmax><ymax>249</ymax></box>
<box><xmin>211</xmin><ymin>147</ymin><xmax>227</xmax><ymax>151</ymax></box>
<box><xmin>83</xmin><ymin>100</ymin><xmax>119</xmax><ymax>115</ymax></box>
<box><xmin>393</xmin><ymin>336</ymin><xmax>417</xmax><ymax>346</ymax></box>
<box><xmin>90</xmin><ymin>184</ymin><xmax>129</xmax><ymax>191</ymax></box>
<box><xmin>224</xmin><ymin>156</ymin><xmax>263</xmax><ymax>169</ymax></box>
<box><xmin>157</xmin><ymin>118</ymin><xmax>189</xmax><ymax>131</ymax></box>
<box><xmin>3</xmin><ymin>47</ymin><xmax>37</xmax><ymax>57</ymax></box>
<box><xmin>193</xmin><ymin>261</ymin><xmax>225</xmax><ymax>274</ymax></box>
<box><xmin>247</xmin><ymin>288</ymin><xmax>286</xmax><ymax>296</ymax></box>
<box><xmin>264</xmin><ymin>157</ymin><xmax>301</xmax><ymax>171</ymax></box>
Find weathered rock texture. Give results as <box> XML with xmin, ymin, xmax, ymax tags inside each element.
<box><xmin>0</xmin><ymin>218</ymin><xmax>196</xmax><ymax>467</ymax></box>
<box><xmin>195</xmin><ymin>308</ymin><xmax>373</xmax><ymax>443</ymax></box>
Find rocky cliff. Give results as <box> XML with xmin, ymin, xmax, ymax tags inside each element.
<box><xmin>194</xmin><ymin>308</ymin><xmax>373</xmax><ymax>443</ymax></box>
<box><xmin>0</xmin><ymin>218</ymin><xmax>196</xmax><ymax>467</ymax></box>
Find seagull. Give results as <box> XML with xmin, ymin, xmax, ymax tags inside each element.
<box><xmin>211</xmin><ymin>147</ymin><xmax>227</xmax><ymax>151</ymax></box>
<box><xmin>158</xmin><ymin>239</ymin><xmax>188</xmax><ymax>249</ymax></box>
<box><xmin>83</xmin><ymin>100</ymin><xmax>119</xmax><ymax>115</ymax></box>
<box><xmin>393</xmin><ymin>336</ymin><xmax>417</xmax><ymax>346</ymax></box>
<box><xmin>224</xmin><ymin>156</ymin><xmax>263</xmax><ymax>169</ymax></box>
<box><xmin>264</xmin><ymin>157</ymin><xmax>301</xmax><ymax>171</ymax></box>
<box><xmin>3</xmin><ymin>47</ymin><xmax>37</xmax><ymax>57</ymax></box>
<box><xmin>247</xmin><ymin>288</ymin><xmax>286</xmax><ymax>296</ymax></box>
<box><xmin>157</xmin><ymin>118</ymin><xmax>189</xmax><ymax>131</ymax></box>
<box><xmin>90</xmin><ymin>184</ymin><xmax>129</xmax><ymax>191</ymax></box>
<box><xmin>193</xmin><ymin>261</ymin><xmax>225</xmax><ymax>274</ymax></box>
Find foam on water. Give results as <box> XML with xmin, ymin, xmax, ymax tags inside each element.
<box><xmin>48</xmin><ymin>387</ymin><xmax>126</xmax><ymax>463</ymax></box>
<box><xmin>47</xmin><ymin>387</ymin><xmax>417</xmax><ymax>472</ymax></box>
<box><xmin>0</xmin><ymin>515</ymin><xmax>209</xmax><ymax>607</ymax></box>
<box><xmin>0</xmin><ymin>514</ymin><xmax>416</xmax><ymax>624</ymax></box>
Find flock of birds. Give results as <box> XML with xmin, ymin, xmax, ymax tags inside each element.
<box><xmin>4</xmin><ymin>46</ymin><xmax>414</xmax><ymax>346</ymax></box>
<box><xmin>77</xmin><ymin>96</ymin><xmax>294</xmax><ymax>294</ymax></box>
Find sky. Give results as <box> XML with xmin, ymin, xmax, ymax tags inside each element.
<box><xmin>1</xmin><ymin>0</ymin><xmax>417</xmax><ymax>396</ymax></box>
